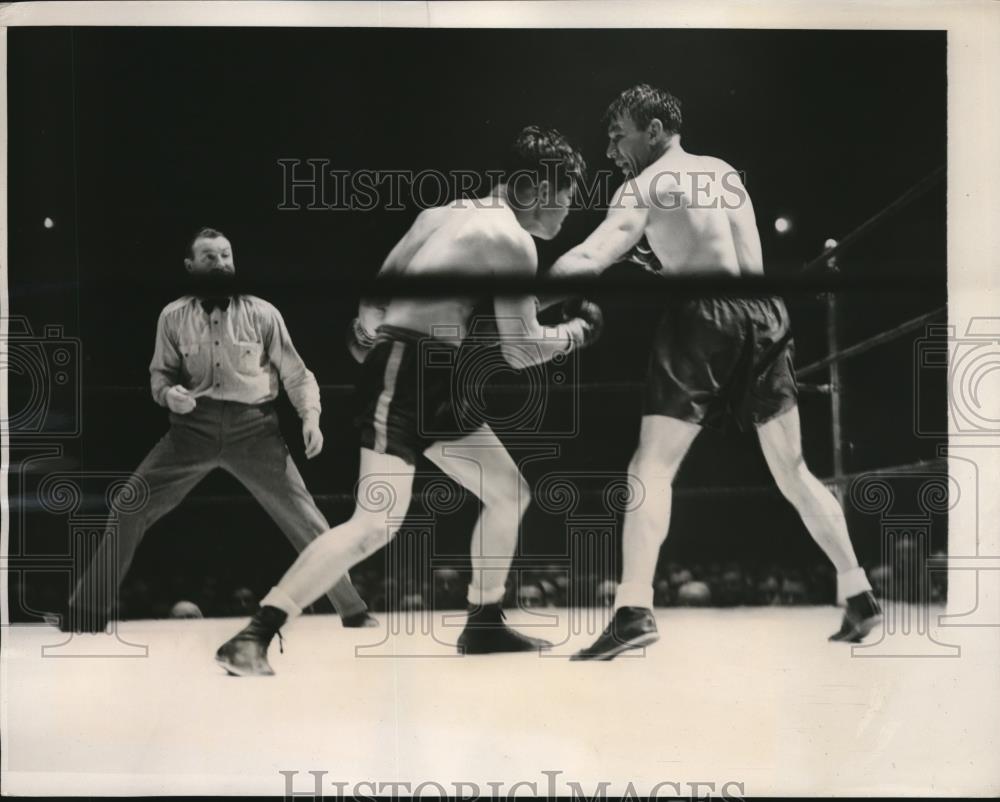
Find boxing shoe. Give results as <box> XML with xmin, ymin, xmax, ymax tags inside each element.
<box><xmin>829</xmin><ymin>591</ymin><xmax>883</xmax><ymax>643</ymax></box>
<box><xmin>571</xmin><ymin>606</ymin><xmax>659</xmax><ymax>661</ymax></box>
<box><xmin>215</xmin><ymin>605</ymin><xmax>287</xmax><ymax>676</ymax></box>
<box><xmin>456</xmin><ymin>603</ymin><xmax>552</xmax><ymax>654</ymax></box>
<box><xmin>341</xmin><ymin>611</ymin><xmax>379</xmax><ymax>628</ymax></box>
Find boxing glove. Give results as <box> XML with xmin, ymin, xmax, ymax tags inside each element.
<box><xmin>347</xmin><ymin>317</ymin><xmax>377</xmax><ymax>363</ymax></box>
<box><xmin>560</xmin><ymin>298</ymin><xmax>604</xmax><ymax>351</ymax></box>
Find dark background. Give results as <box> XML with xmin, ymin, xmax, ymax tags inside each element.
<box><xmin>7</xmin><ymin>27</ymin><xmax>947</xmax><ymax>616</ymax></box>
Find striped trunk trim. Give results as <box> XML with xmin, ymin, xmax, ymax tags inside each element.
<box><xmin>373</xmin><ymin>341</ymin><xmax>405</xmax><ymax>453</ymax></box>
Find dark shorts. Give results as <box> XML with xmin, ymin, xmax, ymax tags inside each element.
<box><xmin>355</xmin><ymin>325</ymin><xmax>487</xmax><ymax>465</ymax></box>
<box><xmin>644</xmin><ymin>296</ymin><xmax>798</xmax><ymax>430</ymax></box>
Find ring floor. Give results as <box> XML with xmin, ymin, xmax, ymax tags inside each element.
<box><xmin>3</xmin><ymin>606</ymin><xmax>998</xmax><ymax>796</ymax></box>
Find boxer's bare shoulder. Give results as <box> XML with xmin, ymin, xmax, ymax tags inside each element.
<box><xmin>685</xmin><ymin>152</ymin><xmax>737</xmax><ymax>175</ymax></box>
<box><xmin>415</xmin><ymin>200</ymin><xmax>536</xmax><ymax>277</ymax></box>
<box><xmin>631</xmin><ymin>151</ymin><xmax>744</xmax><ymax>275</ymax></box>
<box><xmin>632</xmin><ymin>166</ymin><xmax>679</xmax><ymax>214</ymax></box>
<box><xmin>634</xmin><ymin>151</ymin><xmax>739</xmax><ymax>210</ymax></box>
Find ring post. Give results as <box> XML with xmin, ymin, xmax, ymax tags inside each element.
<box><xmin>823</xmin><ymin>241</ymin><xmax>846</xmax><ymax>506</ymax></box>
<box><xmin>827</xmin><ymin>295</ymin><xmax>845</xmax><ymax>505</ymax></box>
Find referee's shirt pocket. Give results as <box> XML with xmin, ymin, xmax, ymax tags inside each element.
<box><xmin>179</xmin><ymin>342</ymin><xmax>207</xmax><ymax>381</ymax></box>
<box><xmin>232</xmin><ymin>341</ymin><xmax>264</xmax><ymax>376</ymax></box>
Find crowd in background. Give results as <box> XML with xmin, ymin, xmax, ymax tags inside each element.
<box><xmin>56</xmin><ymin>552</ymin><xmax>944</xmax><ymax>622</ymax></box>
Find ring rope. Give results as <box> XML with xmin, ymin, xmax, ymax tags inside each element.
<box><xmin>181</xmin><ymin>458</ymin><xmax>945</xmax><ymax>508</ymax></box>
<box><xmin>796</xmin><ymin>305</ymin><xmax>945</xmax><ymax>378</ymax></box>
<box><xmin>85</xmin><ymin>298</ymin><xmax>943</xmax><ymax>401</ymax></box>
<box><xmin>80</xmin><ymin>380</ymin><xmax>845</xmax><ymax>397</ymax></box>
<box><xmin>800</xmin><ymin>165</ymin><xmax>945</xmax><ymax>274</ymax></box>
<box><xmin>81</xmin><ymin>272</ymin><xmax>940</xmax><ymax>298</ymax></box>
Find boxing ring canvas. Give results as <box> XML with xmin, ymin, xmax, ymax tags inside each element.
<box><xmin>2</xmin><ymin>1</ymin><xmax>999</xmax><ymax>798</ymax></box>
<box><xmin>4</xmin><ymin>608</ymin><xmax>998</xmax><ymax>796</ymax></box>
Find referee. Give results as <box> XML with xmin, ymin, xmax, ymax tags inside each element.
<box><xmin>63</xmin><ymin>228</ymin><xmax>375</xmax><ymax>632</ymax></box>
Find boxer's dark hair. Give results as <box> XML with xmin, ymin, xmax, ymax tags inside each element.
<box><xmin>605</xmin><ymin>84</ymin><xmax>683</xmax><ymax>135</ymax></box>
<box><xmin>502</xmin><ymin>125</ymin><xmax>587</xmax><ymax>191</ymax></box>
<box><xmin>188</xmin><ymin>227</ymin><xmax>228</xmax><ymax>257</ymax></box>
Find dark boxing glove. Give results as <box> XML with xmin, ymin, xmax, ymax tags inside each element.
<box><xmin>560</xmin><ymin>298</ymin><xmax>604</xmax><ymax>351</ymax></box>
<box><xmin>347</xmin><ymin>317</ymin><xmax>377</xmax><ymax>363</ymax></box>
<box><xmin>627</xmin><ymin>235</ymin><xmax>663</xmax><ymax>274</ymax></box>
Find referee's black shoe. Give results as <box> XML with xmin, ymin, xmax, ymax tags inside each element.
<box><xmin>571</xmin><ymin>606</ymin><xmax>659</xmax><ymax>661</ymax></box>
<box><xmin>829</xmin><ymin>591</ymin><xmax>883</xmax><ymax>643</ymax></box>
<box><xmin>215</xmin><ymin>605</ymin><xmax>287</xmax><ymax>676</ymax></box>
<box><xmin>457</xmin><ymin>603</ymin><xmax>552</xmax><ymax>654</ymax></box>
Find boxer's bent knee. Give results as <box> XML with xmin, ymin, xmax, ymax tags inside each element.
<box><xmin>482</xmin><ymin>475</ymin><xmax>531</xmax><ymax>519</ymax></box>
<box><xmin>346</xmin><ymin>513</ymin><xmax>401</xmax><ymax>561</ymax></box>
<box><xmin>629</xmin><ymin>449</ymin><xmax>682</xmax><ymax>485</ymax></box>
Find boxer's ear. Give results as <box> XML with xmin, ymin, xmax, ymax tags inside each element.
<box><xmin>647</xmin><ymin>118</ymin><xmax>664</xmax><ymax>140</ymax></box>
<box><xmin>536</xmin><ymin>178</ymin><xmax>552</xmax><ymax>205</ymax></box>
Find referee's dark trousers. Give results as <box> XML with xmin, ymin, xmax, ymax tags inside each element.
<box><xmin>70</xmin><ymin>398</ymin><xmax>367</xmax><ymax>619</ymax></box>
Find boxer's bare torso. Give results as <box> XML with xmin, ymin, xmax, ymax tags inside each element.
<box><xmin>630</xmin><ymin>148</ymin><xmax>750</xmax><ymax>276</ymax></box>
<box><xmin>365</xmin><ymin>196</ymin><xmax>535</xmax><ymax>342</ymax></box>
<box><xmin>550</xmin><ymin>138</ymin><xmax>763</xmax><ymax>282</ymax></box>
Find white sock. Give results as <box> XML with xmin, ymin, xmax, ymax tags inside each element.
<box><xmin>614</xmin><ymin>581</ymin><xmax>654</xmax><ymax>611</ymax></box>
<box><xmin>837</xmin><ymin>566</ymin><xmax>872</xmax><ymax>606</ymax></box>
<box><xmin>260</xmin><ymin>586</ymin><xmax>303</xmax><ymax>618</ymax></box>
<box><xmin>467</xmin><ymin>582</ymin><xmax>506</xmax><ymax>607</ymax></box>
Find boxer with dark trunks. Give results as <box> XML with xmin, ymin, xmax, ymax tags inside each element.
<box><xmin>548</xmin><ymin>84</ymin><xmax>882</xmax><ymax>659</ymax></box>
<box><xmin>215</xmin><ymin>126</ymin><xmax>602</xmax><ymax>675</ymax></box>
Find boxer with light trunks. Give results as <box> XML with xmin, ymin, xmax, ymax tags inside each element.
<box><xmin>547</xmin><ymin>84</ymin><xmax>881</xmax><ymax>660</ymax></box>
<box><xmin>216</xmin><ymin>126</ymin><xmax>602</xmax><ymax>675</ymax></box>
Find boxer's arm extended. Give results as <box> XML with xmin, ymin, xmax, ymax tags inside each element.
<box><xmin>537</xmin><ymin>181</ymin><xmax>650</xmax><ymax>312</ymax></box>
<box><xmin>494</xmin><ymin>292</ymin><xmax>581</xmax><ymax>367</ymax></box>
<box><xmin>549</xmin><ymin>181</ymin><xmax>649</xmax><ymax>280</ymax></box>
<box><xmin>724</xmin><ymin>171</ymin><xmax>764</xmax><ymax>275</ymax></box>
